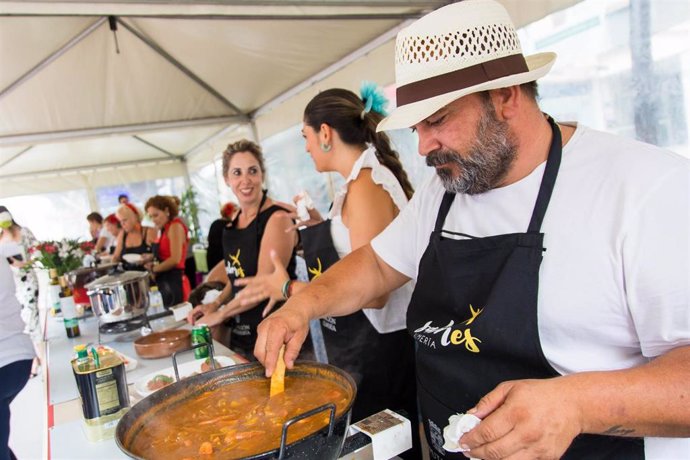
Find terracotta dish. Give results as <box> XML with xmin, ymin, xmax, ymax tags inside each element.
<box><xmin>134</xmin><ymin>330</ymin><xmax>191</xmax><ymax>359</ymax></box>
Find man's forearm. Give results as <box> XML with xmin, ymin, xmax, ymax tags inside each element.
<box><xmin>572</xmin><ymin>345</ymin><xmax>690</xmax><ymax>437</ymax></box>
<box><xmin>285</xmin><ymin>244</ymin><xmax>407</xmax><ymax>320</ymax></box>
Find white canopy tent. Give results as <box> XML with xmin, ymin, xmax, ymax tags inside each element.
<box><xmin>0</xmin><ymin>0</ymin><xmax>583</xmax><ymax>200</ymax></box>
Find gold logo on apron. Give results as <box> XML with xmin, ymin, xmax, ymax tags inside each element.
<box><xmin>413</xmin><ymin>304</ymin><xmax>483</xmax><ymax>352</ymax></box>
<box><xmin>228</xmin><ymin>249</ymin><xmax>245</xmax><ymax>278</ymax></box>
<box><xmin>308</xmin><ymin>257</ymin><xmax>323</xmax><ymax>279</ymax></box>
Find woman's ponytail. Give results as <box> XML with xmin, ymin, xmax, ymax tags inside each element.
<box><xmin>361</xmin><ymin>112</ymin><xmax>414</xmax><ymax>200</ymax></box>
<box><xmin>304</xmin><ymin>87</ymin><xmax>415</xmax><ymax>200</ymax></box>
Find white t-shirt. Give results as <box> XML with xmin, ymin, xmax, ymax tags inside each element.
<box><xmin>0</xmin><ymin>241</ymin><xmax>35</xmax><ymax>369</ymax></box>
<box><xmin>371</xmin><ymin>124</ymin><xmax>690</xmax><ymax>458</ymax></box>
<box><xmin>329</xmin><ymin>145</ymin><xmax>414</xmax><ymax>333</ymax></box>
<box><xmin>99</xmin><ymin>228</ymin><xmax>116</xmax><ymax>252</ymax></box>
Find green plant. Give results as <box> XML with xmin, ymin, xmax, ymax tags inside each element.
<box><xmin>180</xmin><ymin>186</ymin><xmax>203</xmax><ymax>244</ymax></box>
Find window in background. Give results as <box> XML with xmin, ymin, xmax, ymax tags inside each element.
<box><xmin>387</xmin><ymin>128</ymin><xmax>430</xmax><ymax>188</ymax></box>
<box><xmin>190</xmin><ymin>161</ymin><xmax>225</xmax><ymax>244</ymax></box>
<box><xmin>261</xmin><ymin>124</ymin><xmax>336</xmax><ymax>217</ymax></box>
<box><xmin>95</xmin><ymin>177</ymin><xmax>186</xmax><ymax>226</ymax></box>
<box><xmin>1</xmin><ymin>189</ymin><xmax>91</xmax><ymax>241</ymax></box>
<box><xmin>521</xmin><ymin>0</ymin><xmax>689</xmax><ymax>157</ymax></box>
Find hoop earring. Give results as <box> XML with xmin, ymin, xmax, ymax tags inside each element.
<box><xmin>320</xmin><ymin>142</ymin><xmax>332</xmax><ymax>153</ymax></box>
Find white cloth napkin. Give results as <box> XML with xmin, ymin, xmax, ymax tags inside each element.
<box><xmin>295</xmin><ymin>191</ymin><xmax>315</xmax><ymax>222</ymax></box>
<box><xmin>202</xmin><ymin>289</ymin><xmax>222</xmax><ymax>305</ymax></box>
<box><xmin>442</xmin><ymin>413</ymin><xmax>482</xmax><ymax>456</ymax></box>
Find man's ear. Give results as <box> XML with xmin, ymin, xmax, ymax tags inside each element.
<box><xmin>490</xmin><ymin>86</ymin><xmax>521</xmax><ymax>120</ymax></box>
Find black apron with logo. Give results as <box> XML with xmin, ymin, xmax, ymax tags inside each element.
<box><xmin>223</xmin><ymin>194</ymin><xmax>297</xmax><ymax>359</ymax></box>
<box><xmin>407</xmin><ymin>117</ymin><xmax>643</xmax><ymax>459</ymax></box>
<box><xmin>150</xmin><ymin>238</ymin><xmax>184</xmax><ymax>308</ymax></box>
<box><xmin>301</xmin><ymin>220</ymin><xmax>421</xmax><ymax>459</ymax></box>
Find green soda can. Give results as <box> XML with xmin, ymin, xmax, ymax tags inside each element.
<box><xmin>191</xmin><ymin>324</ymin><xmax>212</xmax><ymax>359</ymax></box>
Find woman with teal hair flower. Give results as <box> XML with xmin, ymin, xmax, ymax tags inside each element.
<box><xmin>360</xmin><ymin>80</ymin><xmax>389</xmax><ymax>117</ymax></box>
<box><xmin>234</xmin><ymin>84</ymin><xmax>421</xmax><ymax>458</ymax></box>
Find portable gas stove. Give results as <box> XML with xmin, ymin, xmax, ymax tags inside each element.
<box><xmin>340</xmin><ymin>409</ymin><xmax>413</xmax><ymax>459</ymax></box>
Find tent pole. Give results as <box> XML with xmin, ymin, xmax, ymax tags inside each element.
<box><xmin>182</xmin><ymin>159</ymin><xmax>192</xmax><ymax>191</ymax></box>
<box><xmin>183</xmin><ymin>124</ymin><xmax>237</xmax><ymax>161</ymax></box>
<box><xmin>0</xmin><ymin>18</ymin><xmax>106</xmax><ymax>101</ymax></box>
<box><xmin>0</xmin><ymin>2</ymin><xmax>441</xmax><ymax>18</ymax></box>
<box><xmin>250</xmin><ymin>18</ymin><xmax>414</xmax><ymax>120</ymax></box>
<box><xmin>0</xmin><ymin>157</ymin><xmax>183</xmax><ymax>181</ymax></box>
<box><xmin>132</xmin><ymin>135</ymin><xmax>177</xmax><ymax>158</ymax></box>
<box><xmin>116</xmin><ymin>18</ymin><xmax>246</xmax><ymax>116</ymax></box>
<box><xmin>0</xmin><ymin>145</ymin><xmax>32</xmax><ymax>169</ymax></box>
<box><xmin>213</xmin><ymin>157</ymin><xmax>223</xmax><ymax>209</ymax></box>
<box><xmin>83</xmin><ymin>174</ymin><xmax>99</xmax><ymax>212</ymax></box>
<box><xmin>249</xmin><ymin>120</ymin><xmax>260</xmax><ymax>143</ymax></box>
<box><xmin>0</xmin><ymin>115</ymin><xmax>246</xmax><ymax>147</ymax></box>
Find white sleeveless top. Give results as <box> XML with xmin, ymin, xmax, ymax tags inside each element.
<box><xmin>328</xmin><ymin>146</ymin><xmax>414</xmax><ymax>333</ymax></box>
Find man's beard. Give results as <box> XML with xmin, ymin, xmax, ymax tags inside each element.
<box><xmin>425</xmin><ymin>99</ymin><xmax>518</xmax><ymax>195</ymax></box>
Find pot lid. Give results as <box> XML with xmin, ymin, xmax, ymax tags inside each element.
<box><xmin>86</xmin><ymin>270</ymin><xmax>149</xmax><ymax>289</ymax></box>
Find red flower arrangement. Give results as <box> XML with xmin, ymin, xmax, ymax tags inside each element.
<box><xmin>29</xmin><ymin>239</ymin><xmax>95</xmax><ymax>275</ymax></box>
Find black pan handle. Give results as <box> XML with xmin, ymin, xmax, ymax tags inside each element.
<box><xmin>171</xmin><ymin>342</ymin><xmax>216</xmax><ymax>381</ymax></box>
<box><xmin>278</xmin><ymin>403</ymin><xmax>336</xmax><ymax>459</ymax></box>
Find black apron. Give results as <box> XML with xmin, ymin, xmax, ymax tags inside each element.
<box><xmin>223</xmin><ymin>194</ymin><xmax>297</xmax><ymax>359</ymax></box>
<box><xmin>301</xmin><ymin>219</ymin><xmax>422</xmax><ymax>459</ymax></box>
<box><xmin>408</xmin><ymin>117</ymin><xmax>643</xmax><ymax>460</ymax></box>
<box><xmin>121</xmin><ymin>230</ymin><xmax>150</xmax><ymax>271</ymax></box>
<box><xmin>150</xmin><ymin>240</ymin><xmax>184</xmax><ymax>308</ymax></box>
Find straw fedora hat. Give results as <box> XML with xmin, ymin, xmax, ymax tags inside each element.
<box><xmin>377</xmin><ymin>0</ymin><xmax>557</xmax><ymax>132</ymax></box>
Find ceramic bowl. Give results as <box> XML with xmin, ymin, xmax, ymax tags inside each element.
<box><xmin>134</xmin><ymin>330</ymin><xmax>191</xmax><ymax>359</ymax></box>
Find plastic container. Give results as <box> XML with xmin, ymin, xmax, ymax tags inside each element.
<box><xmin>192</xmin><ymin>243</ymin><xmax>208</xmax><ymax>273</ymax></box>
<box><xmin>148</xmin><ymin>286</ymin><xmax>164</xmax><ymax>315</ymax></box>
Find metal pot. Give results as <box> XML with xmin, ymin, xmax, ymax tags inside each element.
<box><xmin>116</xmin><ymin>361</ymin><xmax>356</xmax><ymax>460</ymax></box>
<box><xmin>85</xmin><ymin>270</ymin><xmax>150</xmax><ymax>323</ymax></box>
<box><xmin>67</xmin><ymin>263</ymin><xmax>118</xmax><ymax>305</ymax></box>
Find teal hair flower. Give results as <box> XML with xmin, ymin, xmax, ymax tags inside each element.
<box><xmin>360</xmin><ymin>81</ymin><xmax>388</xmax><ymax>117</ymax></box>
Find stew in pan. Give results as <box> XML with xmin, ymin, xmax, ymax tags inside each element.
<box><xmin>129</xmin><ymin>375</ymin><xmax>351</xmax><ymax>459</ymax></box>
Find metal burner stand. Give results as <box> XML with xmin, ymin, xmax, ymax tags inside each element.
<box><xmin>97</xmin><ymin>315</ymin><xmax>151</xmax><ymax>344</ymax></box>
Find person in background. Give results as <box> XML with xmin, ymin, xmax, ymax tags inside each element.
<box><xmin>206</xmin><ymin>202</ymin><xmax>238</xmax><ymax>271</ymax></box>
<box><xmin>118</xmin><ymin>193</ymin><xmax>129</xmax><ymax>204</ymax></box>
<box><xmin>0</xmin><ymin>207</ymin><xmax>41</xmax><ymax>379</ymax></box>
<box><xmin>0</xmin><ymin>238</ymin><xmax>35</xmax><ymax>460</ymax></box>
<box><xmin>186</xmin><ymin>140</ymin><xmax>299</xmax><ymax>360</ymax></box>
<box><xmin>102</xmin><ymin>214</ymin><xmax>121</xmax><ymax>255</ymax></box>
<box><xmin>86</xmin><ymin>212</ymin><xmax>103</xmax><ymax>243</ymax></box>
<box><xmin>86</xmin><ymin>212</ymin><xmax>117</xmax><ymax>255</ymax></box>
<box><xmin>168</xmin><ymin>195</ymin><xmax>198</xmax><ymax>290</ymax></box>
<box><xmin>145</xmin><ymin>195</ymin><xmax>191</xmax><ymax>307</ymax></box>
<box><xmin>112</xmin><ymin>203</ymin><xmax>156</xmax><ymax>271</ymax></box>
<box><xmin>234</xmin><ymin>86</ymin><xmax>421</xmax><ymax>457</ymax></box>
<box><xmin>255</xmin><ymin>1</ymin><xmax>690</xmax><ymax>459</ymax></box>
<box><xmin>168</xmin><ymin>196</ymin><xmax>185</xmax><ymax>223</ymax></box>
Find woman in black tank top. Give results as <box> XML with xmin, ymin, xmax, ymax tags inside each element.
<box><xmin>186</xmin><ymin>140</ymin><xmax>299</xmax><ymax>360</ymax></box>
<box><xmin>112</xmin><ymin>203</ymin><xmax>155</xmax><ymax>270</ymax></box>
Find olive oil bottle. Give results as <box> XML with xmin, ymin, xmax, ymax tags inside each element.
<box><xmin>59</xmin><ymin>277</ymin><xmax>80</xmax><ymax>338</ymax></box>
<box><xmin>48</xmin><ymin>268</ymin><xmax>62</xmax><ymax>315</ymax></box>
<box><xmin>71</xmin><ymin>346</ymin><xmax>130</xmax><ymax>441</ymax></box>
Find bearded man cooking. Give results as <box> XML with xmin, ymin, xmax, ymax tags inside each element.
<box><xmin>254</xmin><ymin>1</ymin><xmax>690</xmax><ymax>459</ymax></box>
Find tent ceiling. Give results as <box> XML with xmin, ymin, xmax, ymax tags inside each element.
<box><xmin>0</xmin><ymin>0</ymin><xmax>582</xmax><ymax>198</ymax></box>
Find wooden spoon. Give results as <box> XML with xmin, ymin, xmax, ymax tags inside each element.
<box><xmin>270</xmin><ymin>345</ymin><xmax>286</xmax><ymax>397</ymax></box>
